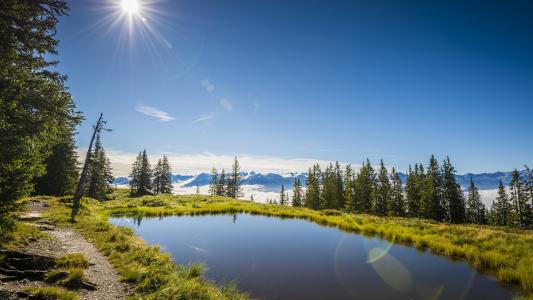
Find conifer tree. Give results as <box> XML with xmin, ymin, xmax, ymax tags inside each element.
<box><xmin>280</xmin><ymin>184</ymin><xmax>287</xmax><ymax>205</ymax></box>
<box><xmin>160</xmin><ymin>156</ymin><xmax>173</xmax><ymax>193</ymax></box>
<box><xmin>216</xmin><ymin>169</ymin><xmax>227</xmax><ymax>196</ymax></box>
<box><xmin>129</xmin><ymin>150</ymin><xmax>152</xmax><ymax>196</ymax></box>
<box><xmin>226</xmin><ymin>157</ymin><xmax>242</xmax><ymax>199</ymax></box>
<box><xmin>344</xmin><ymin>165</ymin><xmax>356</xmax><ymax>212</ymax></box>
<box><xmin>466</xmin><ymin>178</ymin><xmax>486</xmax><ymax>224</ymax></box>
<box><xmin>405</xmin><ymin>165</ymin><xmax>420</xmax><ymax>217</ymax></box>
<box><xmin>509</xmin><ymin>169</ymin><xmax>529</xmax><ymax>228</ymax></box>
<box><xmin>305</xmin><ymin>165</ymin><xmax>321</xmax><ymax>210</ymax></box>
<box><xmin>1</xmin><ymin>0</ymin><xmax>82</xmax><ymax>214</ymax></box>
<box><xmin>321</xmin><ymin>163</ymin><xmax>337</xmax><ymax>209</ymax></box>
<box><xmin>153</xmin><ymin>159</ymin><xmax>163</xmax><ymax>194</ymax></box>
<box><xmin>209</xmin><ymin>168</ymin><xmax>218</xmax><ymax>196</ymax></box>
<box><xmin>355</xmin><ymin>159</ymin><xmax>376</xmax><ymax>214</ymax></box>
<box><xmin>493</xmin><ymin>179</ymin><xmax>512</xmax><ymax>226</ymax></box>
<box><xmin>442</xmin><ymin>157</ymin><xmax>465</xmax><ymax>223</ymax></box>
<box><xmin>421</xmin><ymin>155</ymin><xmax>444</xmax><ymax>221</ymax></box>
<box><xmin>86</xmin><ymin>134</ymin><xmax>114</xmax><ymax>200</ymax></box>
<box><xmin>292</xmin><ymin>178</ymin><xmax>303</xmax><ymax>207</ymax></box>
<box><xmin>374</xmin><ymin>160</ymin><xmax>390</xmax><ymax>216</ymax></box>
<box><xmin>334</xmin><ymin>162</ymin><xmax>345</xmax><ymax>209</ymax></box>
<box><xmin>388</xmin><ymin>167</ymin><xmax>405</xmax><ymax>216</ymax></box>
<box><xmin>34</xmin><ymin>133</ymin><xmax>79</xmax><ymax>196</ymax></box>
<box><xmin>525</xmin><ymin>165</ymin><xmax>533</xmax><ymax>212</ymax></box>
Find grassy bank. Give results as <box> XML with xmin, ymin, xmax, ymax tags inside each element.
<box><xmin>34</xmin><ymin>190</ymin><xmax>533</xmax><ymax>299</ymax></box>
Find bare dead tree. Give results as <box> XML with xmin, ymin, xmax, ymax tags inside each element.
<box><xmin>71</xmin><ymin>113</ymin><xmax>108</xmax><ymax>221</ymax></box>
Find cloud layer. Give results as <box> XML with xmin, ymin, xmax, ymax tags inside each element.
<box><xmin>78</xmin><ymin>149</ymin><xmax>354</xmax><ymax>177</ymax></box>
<box><xmin>135</xmin><ymin>104</ymin><xmax>175</xmax><ymax>122</ymax></box>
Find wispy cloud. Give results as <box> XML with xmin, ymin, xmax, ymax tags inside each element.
<box><xmin>135</xmin><ymin>104</ymin><xmax>175</xmax><ymax>122</ymax></box>
<box><xmin>191</xmin><ymin>112</ymin><xmax>215</xmax><ymax>124</ymax></box>
<box><xmin>201</xmin><ymin>79</ymin><xmax>215</xmax><ymax>93</ymax></box>
<box><xmin>219</xmin><ymin>98</ymin><xmax>233</xmax><ymax>111</ymax></box>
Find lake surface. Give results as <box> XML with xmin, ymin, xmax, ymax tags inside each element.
<box><xmin>110</xmin><ymin>214</ymin><xmax>515</xmax><ymax>300</ymax></box>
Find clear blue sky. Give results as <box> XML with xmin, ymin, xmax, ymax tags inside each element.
<box><xmin>55</xmin><ymin>0</ymin><xmax>533</xmax><ymax>173</ymax></box>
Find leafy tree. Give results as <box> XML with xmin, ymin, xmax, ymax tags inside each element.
<box><xmin>292</xmin><ymin>178</ymin><xmax>303</xmax><ymax>207</ymax></box>
<box><xmin>226</xmin><ymin>157</ymin><xmax>242</xmax><ymax>199</ymax></box>
<box><xmin>129</xmin><ymin>150</ymin><xmax>152</xmax><ymax>196</ymax></box>
<box><xmin>86</xmin><ymin>134</ymin><xmax>114</xmax><ymax>200</ymax></box>
<box><xmin>374</xmin><ymin>160</ymin><xmax>390</xmax><ymax>216</ymax></box>
<box><xmin>466</xmin><ymin>178</ymin><xmax>486</xmax><ymax>224</ymax></box>
<box><xmin>209</xmin><ymin>168</ymin><xmax>218</xmax><ymax>196</ymax></box>
<box><xmin>442</xmin><ymin>157</ymin><xmax>465</xmax><ymax>223</ymax></box>
<box><xmin>0</xmin><ymin>0</ymin><xmax>82</xmax><ymax>215</ymax></box>
<box><xmin>388</xmin><ymin>167</ymin><xmax>405</xmax><ymax>216</ymax></box>
<box><xmin>279</xmin><ymin>184</ymin><xmax>287</xmax><ymax>205</ymax></box>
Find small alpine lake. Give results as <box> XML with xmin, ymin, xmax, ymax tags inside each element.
<box><xmin>110</xmin><ymin>213</ymin><xmax>517</xmax><ymax>300</ymax></box>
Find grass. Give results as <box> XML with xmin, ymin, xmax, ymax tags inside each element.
<box><xmin>55</xmin><ymin>253</ymin><xmax>90</xmax><ymax>269</ymax></box>
<box><xmin>25</xmin><ymin>286</ymin><xmax>78</xmax><ymax>300</ymax></box>
<box><xmin>37</xmin><ymin>190</ymin><xmax>533</xmax><ymax>298</ymax></box>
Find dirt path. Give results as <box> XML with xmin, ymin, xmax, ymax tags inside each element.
<box><xmin>0</xmin><ymin>201</ymin><xmax>127</xmax><ymax>299</ymax></box>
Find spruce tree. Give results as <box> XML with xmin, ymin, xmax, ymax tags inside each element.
<box><xmin>153</xmin><ymin>159</ymin><xmax>163</xmax><ymax>194</ymax></box>
<box><xmin>374</xmin><ymin>160</ymin><xmax>390</xmax><ymax>216</ymax></box>
<box><xmin>129</xmin><ymin>150</ymin><xmax>152</xmax><ymax>196</ymax></box>
<box><xmin>216</xmin><ymin>170</ymin><xmax>227</xmax><ymax>196</ymax></box>
<box><xmin>388</xmin><ymin>167</ymin><xmax>405</xmax><ymax>216</ymax></box>
<box><xmin>209</xmin><ymin>168</ymin><xmax>218</xmax><ymax>196</ymax></box>
<box><xmin>159</xmin><ymin>155</ymin><xmax>173</xmax><ymax>193</ymax></box>
<box><xmin>292</xmin><ymin>178</ymin><xmax>303</xmax><ymax>207</ymax></box>
<box><xmin>466</xmin><ymin>178</ymin><xmax>486</xmax><ymax>224</ymax></box>
<box><xmin>280</xmin><ymin>184</ymin><xmax>287</xmax><ymax>205</ymax></box>
<box><xmin>354</xmin><ymin>160</ymin><xmax>376</xmax><ymax>214</ymax></box>
<box><xmin>442</xmin><ymin>157</ymin><xmax>465</xmax><ymax>223</ymax></box>
<box><xmin>344</xmin><ymin>165</ymin><xmax>355</xmax><ymax>212</ymax></box>
<box><xmin>86</xmin><ymin>134</ymin><xmax>114</xmax><ymax>200</ymax></box>
<box><xmin>321</xmin><ymin>163</ymin><xmax>336</xmax><ymax>209</ymax></box>
<box><xmin>509</xmin><ymin>169</ymin><xmax>529</xmax><ymax>228</ymax></box>
<box><xmin>0</xmin><ymin>0</ymin><xmax>82</xmax><ymax>214</ymax></box>
<box><xmin>421</xmin><ymin>155</ymin><xmax>444</xmax><ymax>221</ymax></box>
<box><xmin>226</xmin><ymin>157</ymin><xmax>242</xmax><ymax>199</ymax></box>
<box><xmin>305</xmin><ymin>165</ymin><xmax>321</xmax><ymax>210</ymax></box>
<box><xmin>405</xmin><ymin>165</ymin><xmax>421</xmax><ymax>217</ymax></box>
<box><xmin>493</xmin><ymin>179</ymin><xmax>512</xmax><ymax>226</ymax></box>
<box><xmin>334</xmin><ymin>162</ymin><xmax>344</xmax><ymax>209</ymax></box>
<box><xmin>34</xmin><ymin>134</ymin><xmax>79</xmax><ymax>196</ymax></box>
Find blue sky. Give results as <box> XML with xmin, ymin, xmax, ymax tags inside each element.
<box><xmin>56</xmin><ymin>0</ymin><xmax>533</xmax><ymax>174</ymax></box>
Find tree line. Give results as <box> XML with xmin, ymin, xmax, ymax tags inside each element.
<box><xmin>280</xmin><ymin>155</ymin><xmax>532</xmax><ymax>229</ymax></box>
<box><xmin>128</xmin><ymin>150</ymin><xmax>173</xmax><ymax>196</ymax></box>
<box><xmin>207</xmin><ymin>157</ymin><xmax>243</xmax><ymax>199</ymax></box>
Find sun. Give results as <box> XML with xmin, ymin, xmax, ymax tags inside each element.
<box><xmin>121</xmin><ymin>0</ymin><xmax>139</xmax><ymax>15</ymax></box>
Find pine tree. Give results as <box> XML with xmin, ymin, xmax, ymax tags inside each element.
<box><xmin>129</xmin><ymin>150</ymin><xmax>152</xmax><ymax>196</ymax></box>
<box><xmin>355</xmin><ymin>159</ymin><xmax>376</xmax><ymax>214</ymax></box>
<box><xmin>292</xmin><ymin>178</ymin><xmax>303</xmax><ymax>207</ymax></box>
<box><xmin>421</xmin><ymin>155</ymin><xmax>444</xmax><ymax>221</ymax></box>
<box><xmin>509</xmin><ymin>169</ymin><xmax>529</xmax><ymax>228</ymax></box>
<box><xmin>405</xmin><ymin>165</ymin><xmax>420</xmax><ymax>217</ymax></box>
<box><xmin>321</xmin><ymin>163</ymin><xmax>336</xmax><ymax>209</ymax></box>
<box><xmin>334</xmin><ymin>162</ymin><xmax>345</xmax><ymax>209</ymax></box>
<box><xmin>525</xmin><ymin>166</ymin><xmax>533</xmax><ymax>219</ymax></box>
<box><xmin>344</xmin><ymin>165</ymin><xmax>355</xmax><ymax>212</ymax></box>
<box><xmin>226</xmin><ymin>157</ymin><xmax>242</xmax><ymax>199</ymax></box>
<box><xmin>442</xmin><ymin>157</ymin><xmax>465</xmax><ymax>223</ymax></box>
<box><xmin>466</xmin><ymin>178</ymin><xmax>486</xmax><ymax>224</ymax></box>
<box><xmin>160</xmin><ymin>156</ymin><xmax>173</xmax><ymax>193</ymax></box>
<box><xmin>153</xmin><ymin>159</ymin><xmax>163</xmax><ymax>194</ymax></box>
<box><xmin>388</xmin><ymin>167</ymin><xmax>405</xmax><ymax>216</ymax></box>
<box><xmin>216</xmin><ymin>170</ymin><xmax>227</xmax><ymax>196</ymax></box>
<box><xmin>85</xmin><ymin>134</ymin><xmax>114</xmax><ymax>200</ymax></box>
<box><xmin>280</xmin><ymin>184</ymin><xmax>287</xmax><ymax>205</ymax></box>
<box><xmin>493</xmin><ymin>179</ymin><xmax>512</xmax><ymax>226</ymax></box>
<box><xmin>0</xmin><ymin>0</ymin><xmax>82</xmax><ymax>214</ymax></box>
<box><xmin>34</xmin><ymin>133</ymin><xmax>79</xmax><ymax>196</ymax></box>
<box><xmin>374</xmin><ymin>160</ymin><xmax>390</xmax><ymax>216</ymax></box>
<box><xmin>305</xmin><ymin>165</ymin><xmax>321</xmax><ymax>210</ymax></box>
<box><xmin>209</xmin><ymin>168</ymin><xmax>218</xmax><ymax>196</ymax></box>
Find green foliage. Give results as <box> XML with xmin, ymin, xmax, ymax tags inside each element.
<box><xmin>86</xmin><ymin>134</ymin><xmax>114</xmax><ymax>200</ymax></box>
<box><xmin>226</xmin><ymin>157</ymin><xmax>243</xmax><ymax>199</ymax></box>
<box><xmin>0</xmin><ymin>0</ymin><xmax>81</xmax><ymax>215</ymax></box>
<box><xmin>442</xmin><ymin>157</ymin><xmax>465</xmax><ymax>223</ymax></box>
<box><xmin>466</xmin><ymin>178</ymin><xmax>487</xmax><ymax>224</ymax></box>
<box><xmin>153</xmin><ymin>155</ymin><xmax>173</xmax><ymax>194</ymax></box>
<box><xmin>292</xmin><ymin>177</ymin><xmax>303</xmax><ymax>207</ymax></box>
<box><xmin>129</xmin><ymin>150</ymin><xmax>153</xmax><ymax>196</ymax></box>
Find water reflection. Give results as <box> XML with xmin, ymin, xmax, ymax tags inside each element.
<box><xmin>111</xmin><ymin>214</ymin><xmax>515</xmax><ymax>300</ymax></box>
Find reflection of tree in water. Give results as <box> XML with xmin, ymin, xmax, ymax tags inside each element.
<box><xmin>134</xmin><ymin>215</ymin><xmax>143</xmax><ymax>227</ymax></box>
<box><xmin>233</xmin><ymin>214</ymin><xmax>237</xmax><ymax>224</ymax></box>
